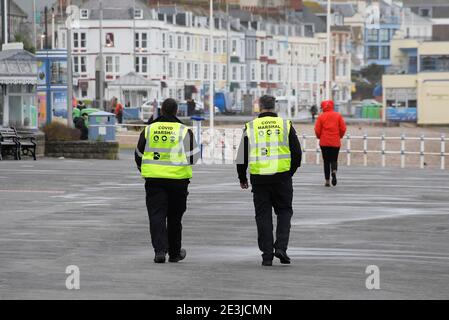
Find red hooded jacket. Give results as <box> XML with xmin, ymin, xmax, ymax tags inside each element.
<box><xmin>315</xmin><ymin>100</ymin><xmax>347</xmax><ymax>147</ymax></box>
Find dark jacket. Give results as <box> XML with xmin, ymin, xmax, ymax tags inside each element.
<box><xmin>74</xmin><ymin>116</ymin><xmax>88</xmax><ymax>140</ymax></box>
<box><xmin>236</xmin><ymin>112</ymin><xmax>302</xmax><ymax>185</ymax></box>
<box><xmin>135</xmin><ymin>115</ymin><xmax>200</xmax><ymax>184</ymax></box>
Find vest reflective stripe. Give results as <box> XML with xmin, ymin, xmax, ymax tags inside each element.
<box><xmin>246</xmin><ymin>117</ymin><xmax>291</xmax><ymax>175</ymax></box>
<box><xmin>141</xmin><ymin>122</ymin><xmax>192</xmax><ymax>179</ymax></box>
<box><xmin>249</xmin><ymin>153</ymin><xmax>291</xmax><ymax>162</ymax></box>
<box><xmin>142</xmin><ymin>159</ymin><xmax>189</xmax><ymax>166</ymax></box>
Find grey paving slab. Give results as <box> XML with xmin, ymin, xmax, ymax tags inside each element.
<box><xmin>0</xmin><ymin>153</ymin><xmax>449</xmax><ymax>300</ymax></box>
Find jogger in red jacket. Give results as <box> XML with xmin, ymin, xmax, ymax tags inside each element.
<box><xmin>314</xmin><ymin>100</ymin><xmax>347</xmax><ymax>187</ymax></box>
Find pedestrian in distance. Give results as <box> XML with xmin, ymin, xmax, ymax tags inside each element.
<box><xmin>74</xmin><ymin>112</ymin><xmax>89</xmax><ymax>140</ymax></box>
<box><xmin>236</xmin><ymin>95</ymin><xmax>302</xmax><ymax>267</ymax></box>
<box><xmin>114</xmin><ymin>97</ymin><xmax>124</xmax><ymax>124</ymax></box>
<box><xmin>310</xmin><ymin>104</ymin><xmax>318</xmax><ymax>123</ymax></box>
<box><xmin>135</xmin><ymin>98</ymin><xmax>200</xmax><ymax>264</ymax></box>
<box><xmin>314</xmin><ymin>100</ymin><xmax>347</xmax><ymax>187</ymax></box>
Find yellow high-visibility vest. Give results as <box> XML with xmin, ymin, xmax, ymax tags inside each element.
<box><xmin>141</xmin><ymin>122</ymin><xmax>192</xmax><ymax>179</ymax></box>
<box><xmin>246</xmin><ymin>117</ymin><xmax>291</xmax><ymax>175</ymax></box>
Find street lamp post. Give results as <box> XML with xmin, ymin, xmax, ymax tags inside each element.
<box><xmin>326</xmin><ymin>0</ymin><xmax>332</xmax><ymax>101</ymax></box>
<box><xmin>51</xmin><ymin>7</ymin><xmax>55</xmax><ymax>49</ymax></box>
<box><xmin>209</xmin><ymin>0</ymin><xmax>214</xmax><ymax>138</ymax></box>
<box><xmin>99</xmin><ymin>0</ymin><xmax>104</xmax><ymax>110</ymax></box>
<box><xmin>33</xmin><ymin>0</ymin><xmax>37</xmax><ymax>50</ymax></box>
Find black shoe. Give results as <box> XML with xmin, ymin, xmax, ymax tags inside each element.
<box><xmin>169</xmin><ymin>248</ymin><xmax>186</xmax><ymax>263</ymax></box>
<box><xmin>331</xmin><ymin>172</ymin><xmax>337</xmax><ymax>186</ymax></box>
<box><xmin>274</xmin><ymin>249</ymin><xmax>291</xmax><ymax>264</ymax></box>
<box><xmin>262</xmin><ymin>260</ymin><xmax>273</xmax><ymax>266</ymax></box>
<box><xmin>154</xmin><ymin>252</ymin><xmax>166</xmax><ymax>263</ymax></box>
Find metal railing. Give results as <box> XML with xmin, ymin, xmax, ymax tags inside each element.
<box><xmin>115</xmin><ymin>124</ymin><xmax>448</xmax><ymax>170</ymax></box>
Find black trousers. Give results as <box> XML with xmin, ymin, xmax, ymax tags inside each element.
<box><xmin>320</xmin><ymin>146</ymin><xmax>340</xmax><ymax>180</ymax></box>
<box><xmin>252</xmin><ymin>178</ymin><xmax>293</xmax><ymax>260</ymax></box>
<box><xmin>145</xmin><ymin>181</ymin><xmax>188</xmax><ymax>256</ymax></box>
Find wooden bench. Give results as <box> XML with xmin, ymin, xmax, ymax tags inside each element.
<box><xmin>0</xmin><ymin>127</ymin><xmax>20</xmax><ymax>160</ymax></box>
<box><xmin>0</xmin><ymin>127</ymin><xmax>37</xmax><ymax>161</ymax></box>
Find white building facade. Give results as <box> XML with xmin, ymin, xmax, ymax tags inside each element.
<box><xmin>54</xmin><ymin>0</ymin><xmax>349</xmax><ymax>113</ymax></box>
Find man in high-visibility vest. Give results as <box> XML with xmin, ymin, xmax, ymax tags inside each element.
<box><xmin>135</xmin><ymin>98</ymin><xmax>200</xmax><ymax>264</ymax></box>
<box><xmin>236</xmin><ymin>95</ymin><xmax>302</xmax><ymax>266</ymax></box>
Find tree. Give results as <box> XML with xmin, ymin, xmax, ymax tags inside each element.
<box><xmin>360</xmin><ymin>63</ymin><xmax>384</xmax><ymax>86</ymax></box>
<box><xmin>14</xmin><ymin>33</ymin><xmax>36</xmax><ymax>54</ymax></box>
<box><xmin>353</xmin><ymin>64</ymin><xmax>384</xmax><ymax>100</ymax></box>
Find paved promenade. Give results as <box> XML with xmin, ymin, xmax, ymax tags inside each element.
<box><xmin>1</xmin><ymin>153</ymin><xmax>448</xmax><ymax>299</ymax></box>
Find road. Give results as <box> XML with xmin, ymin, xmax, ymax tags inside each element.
<box><xmin>1</xmin><ymin>153</ymin><xmax>448</xmax><ymax>299</ymax></box>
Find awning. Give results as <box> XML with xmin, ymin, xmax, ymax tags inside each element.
<box><xmin>0</xmin><ymin>76</ymin><xmax>36</xmax><ymax>85</ymax></box>
<box><xmin>0</xmin><ymin>49</ymin><xmax>37</xmax><ymax>85</ymax></box>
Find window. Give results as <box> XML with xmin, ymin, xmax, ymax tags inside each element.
<box><xmin>261</xmin><ymin>65</ymin><xmax>265</xmax><ymax>81</ymax></box>
<box><xmin>115</xmin><ymin>56</ymin><xmax>120</xmax><ymax>74</ymax></box>
<box><xmin>222</xmin><ymin>65</ymin><xmax>226</xmax><ymax>81</ymax></box>
<box><xmin>214</xmin><ymin>40</ymin><xmax>218</xmax><ymax>54</ymax></box>
<box><xmin>261</xmin><ymin>41</ymin><xmax>265</xmax><ymax>55</ymax></box>
<box><xmin>380</xmin><ymin>29</ymin><xmax>389</xmax><ymax>42</ymax></box>
<box><xmin>177</xmin><ymin>35</ymin><xmax>183</xmax><ymax>50</ymax></box>
<box><xmin>169</xmin><ymin>34</ymin><xmax>174</xmax><ymax>49</ymax></box>
<box><xmin>186</xmin><ymin>36</ymin><xmax>191</xmax><ymax>51</ymax></box>
<box><xmin>73</xmin><ymin>56</ymin><xmax>86</xmax><ymax>74</ymax></box>
<box><xmin>142</xmin><ymin>57</ymin><xmax>148</xmax><ymax>73</ymax></box>
<box><xmin>186</xmin><ymin>63</ymin><xmax>191</xmax><ymax>80</ymax></box>
<box><xmin>80</xmin><ymin>9</ymin><xmax>89</xmax><ymax>19</ymax></box>
<box><xmin>73</xmin><ymin>32</ymin><xmax>86</xmax><ymax>48</ymax></box>
<box><xmin>194</xmin><ymin>64</ymin><xmax>199</xmax><ymax>80</ymax></box>
<box><xmin>419</xmin><ymin>8</ymin><xmax>431</xmax><ymax>17</ymax></box>
<box><xmin>168</xmin><ymin>61</ymin><xmax>174</xmax><ymax>78</ymax></box>
<box><xmin>420</xmin><ymin>55</ymin><xmax>449</xmax><ymax>72</ymax></box>
<box><xmin>240</xmin><ymin>66</ymin><xmax>245</xmax><ymax>81</ymax></box>
<box><xmin>105</xmin><ymin>56</ymin><xmax>113</xmax><ymax>73</ymax></box>
<box><xmin>135</xmin><ymin>56</ymin><xmax>148</xmax><ymax>74</ymax></box>
<box><xmin>213</xmin><ymin>65</ymin><xmax>218</xmax><ymax>81</ymax></box>
<box><xmin>204</xmin><ymin>64</ymin><xmax>209</xmax><ymax>80</ymax></box>
<box><xmin>135</xmin><ymin>57</ymin><xmax>139</xmax><ymax>73</ymax></box>
<box><xmin>134</xmin><ymin>9</ymin><xmax>143</xmax><ymax>19</ymax></box>
<box><xmin>367</xmin><ymin>46</ymin><xmax>379</xmax><ymax>60</ymax></box>
<box><xmin>251</xmin><ymin>66</ymin><xmax>256</xmax><ymax>81</ymax></box>
<box><xmin>162</xmin><ymin>33</ymin><xmax>166</xmax><ymax>49</ymax></box>
<box><xmin>141</xmin><ymin>33</ymin><xmax>148</xmax><ymax>48</ymax></box>
<box><xmin>80</xmin><ymin>33</ymin><xmax>86</xmax><ymax>48</ymax></box>
<box><xmin>381</xmin><ymin>46</ymin><xmax>390</xmax><ymax>59</ymax></box>
<box><xmin>204</xmin><ymin>38</ymin><xmax>209</xmax><ymax>52</ymax></box>
<box><xmin>177</xmin><ymin>62</ymin><xmax>183</xmax><ymax>79</ymax></box>
<box><xmin>366</xmin><ymin>29</ymin><xmax>379</xmax><ymax>42</ymax></box>
<box><xmin>222</xmin><ymin>40</ymin><xmax>227</xmax><ymax>54</ymax></box>
<box><xmin>135</xmin><ymin>33</ymin><xmax>139</xmax><ymax>49</ymax></box>
<box><xmin>232</xmin><ymin>40</ymin><xmax>237</xmax><ymax>54</ymax></box>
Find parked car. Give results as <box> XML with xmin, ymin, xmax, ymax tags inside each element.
<box><xmin>140</xmin><ymin>100</ymin><xmax>162</xmax><ymax>121</ymax></box>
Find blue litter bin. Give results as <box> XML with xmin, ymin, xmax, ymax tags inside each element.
<box><xmin>88</xmin><ymin>111</ymin><xmax>116</xmax><ymax>141</ymax></box>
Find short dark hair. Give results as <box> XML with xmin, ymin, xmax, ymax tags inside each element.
<box><xmin>161</xmin><ymin>98</ymin><xmax>178</xmax><ymax>116</ymax></box>
<box><xmin>259</xmin><ymin>95</ymin><xmax>275</xmax><ymax>110</ymax></box>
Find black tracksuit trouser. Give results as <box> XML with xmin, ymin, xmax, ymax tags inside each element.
<box><xmin>252</xmin><ymin>178</ymin><xmax>294</xmax><ymax>261</ymax></box>
<box><xmin>145</xmin><ymin>180</ymin><xmax>188</xmax><ymax>256</ymax></box>
<box><xmin>320</xmin><ymin>146</ymin><xmax>340</xmax><ymax>180</ymax></box>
